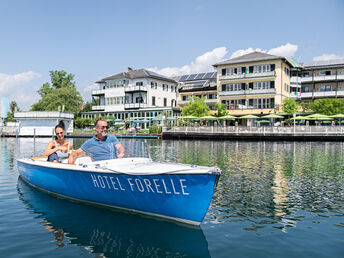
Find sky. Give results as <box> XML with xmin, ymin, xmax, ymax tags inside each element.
<box><xmin>0</xmin><ymin>0</ymin><xmax>343</xmax><ymax>111</ymax></box>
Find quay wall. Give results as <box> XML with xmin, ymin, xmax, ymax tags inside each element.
<box><xmin>162</xmin><ymin>126</ymin><xmax>344</xmax><ymax>141</ymax></box>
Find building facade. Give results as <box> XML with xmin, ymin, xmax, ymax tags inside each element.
<box><xmin>81</xmin><ymin>68</ymin><xmax>178</xmax><ymax>122</ymax></box>
<box><xmin>290</xmin><ymin>58</ymin><xmax>344</xmax><ymax>102</ymax></box>
<box><xmin>174</xmin><ymin>72</ymin><xmax>218</xmax><ymax>110</ymax></box>
<box><xmin>213</xmin><ymin>52</ymin><xmax>293</xmax><ymax>115</ymax></box>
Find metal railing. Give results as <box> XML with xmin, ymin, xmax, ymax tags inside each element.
<box><xmin>163</xmin><ymin>126</ymin><xmax>344</xmax><ymax>135</ymax></box>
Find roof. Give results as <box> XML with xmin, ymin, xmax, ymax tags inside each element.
<box><xmin>96</xmin><ymin>69</ymin><xmax>176</xmax><ymax>83</ymax></box>
<box><xmin>287</xmin><ymin>58</ymin><xmax>303</xmax><ymax>69</ymax></box>
<box><xmin>213</xmin><ymin>51</ymin><xmax>288</xmax><ymax>67</ymax></box>
<box><xmin>173</xmin><ymin>71</ymin><xmax>217</xmax><ymax>82</ymax></box>
<box><xmin>302</xmin><ymin>58</ymin><xmax>344</xmax><ymax>69</ymax></box>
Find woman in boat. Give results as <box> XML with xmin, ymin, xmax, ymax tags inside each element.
<box><xmin>44</xmin><ymin>121</ymin><xmax>73</xmax><ymax>163</ymax></box>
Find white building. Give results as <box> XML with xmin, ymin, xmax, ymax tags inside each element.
<box><xmin>82</xmin><ymin>68</ymin><xmax>178</xmax><ymax>124</ymax></box>
<box><xmin>14</xmin><ymin>111</ymin><xmax>74</xmax><ymax>136</ymax></box>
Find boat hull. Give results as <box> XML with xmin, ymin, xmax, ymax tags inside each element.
<box><xmin>17</xmin><ymin>159</ymin><xmax>220</xmax><ymax>225</ymax></box>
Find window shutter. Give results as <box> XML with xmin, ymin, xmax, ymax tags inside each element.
<box><xmin>271</xmin><ymin>98</ymin><xmax>275</xmax><ymax>108</ymax></box>
<box><xmin>249</xmin><ymin>66</ymin><xmax>254</xmax><ymax>73</ymax></box>
<box><xmin>222</xmin><ymin>69</ymin><xmax>226</xmax><ymax>76</ymax></box>
<box><xmin>271</xmin><ymin>64</ymin><xmax>275</xmax><ymax>71</ymax></box>
<box><xmin>270</xmin><ymin>81</ymin><xmax>275</xmax><ymax>88</ymax></box>
<box><xmin>241</xmin><ymin>83</ymin><xmax>246</xmax><ymax>90</ymax></box>
<box><xmin>249</xmin><ymin>82</ymin><xmax>253</xmax><ymax>89</ymax></box>
<box><xmin>222</xmin><ymin>84</ymin><xmax>226</xmax><ymax>91</ymax></box>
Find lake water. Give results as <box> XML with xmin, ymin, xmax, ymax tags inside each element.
<box><xmin>1</xmin><ymin>137</ymin><xmax>344</xmax><ymax>257</ymax></box>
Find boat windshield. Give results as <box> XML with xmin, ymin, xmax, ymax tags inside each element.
<box><xmin>121</xmin><ymin>140</ymin><xmax>151</xmax><ymax>159</ymax></box>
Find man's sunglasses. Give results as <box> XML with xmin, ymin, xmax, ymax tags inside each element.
<box><xmin>98</xmin><ymin>126</ymin><xmax>109</xmax><ymax>130</ymax></box>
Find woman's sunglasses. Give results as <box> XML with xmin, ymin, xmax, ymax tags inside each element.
<box><xmin>56</xmin><ymin>132</ymin><xmax>64</xmax><ymax>135</ymax></box>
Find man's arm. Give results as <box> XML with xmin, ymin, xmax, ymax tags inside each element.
<box><xmin>68</xmin><ymin>148</ymin><xmax>85</xmax><ymax>164</ymax></box>
<box><xmin>115</xmin><ymin>143</ymin><xmax>125</xmax><ymax>159</ymax></box>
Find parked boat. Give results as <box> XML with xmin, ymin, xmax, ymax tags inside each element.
<box><xmin>17</xmin><ymin>156</ymin><xmax>221</xmax><ymax>225</ymax></box>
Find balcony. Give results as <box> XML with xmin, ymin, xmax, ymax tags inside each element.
<box><xmin>124</xmin><ymin>85</ymin><xmax>147</xmax><ymax>92</ymax></box>
<box><xmin>124</xmin><ymin>103</ymin><xmax>148</xmax><ymax>109</ymax></box>
<box><xmin>219</xmin><ymin>71</ymin><xmax>275</xmax><ymax>81</ymax></box>
<box><xmin>300</xmin><ymin>74</ymin><xmax>344</xmax><ymax>83</ymax></box>
<box><xmin>219</xmin><ymin>88</ymin><xmax>275</xmax><ymax>96</ymax></box>
<box><xmin>204</xmin><ymin>99</ymin><xmax>218</xmax><ymax>104</ymax></box>
<box><xmin>295</xmin><ymin>90</ymin><xmax>344</xmax><ymax>99</ymax></box>
<box><xmin>92</xmin><ymin>89</ymin><xmax>105</xmax><ymax>95</ymax></box>
<box><xmin>92</xmin><ymin>105</ymin><xmax>105</xmax><ymax>111</ymax></box>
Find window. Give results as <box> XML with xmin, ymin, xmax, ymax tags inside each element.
<box><xmin>253</xmin><ymin>81</ymin><xmax>272</xmax><ymax>90</ymax></box>
<box><xmin>136</xmin><ymin>81</ymin><xmax>143</xmax><ymax>86</ymax></box>
<box><xmin>152</xmin><ymin>96</ymin><xmax>156</xmax><ymax>106</ymax></box>
<box><xmin>320</xmin><ymin>85</ymin><xmax>331</xmax><ymax>91</ymax></box>
<box><xmin>222</xmin><ymin>83</ymin><xmax>243</xmax><ymax>91</ymax></box>
<box><xmin>248</xmin><ymin>98</ymin><xmax>275</xmax><ymax>109</ymax></box>
<box><xmin>302</xmin><ymin>86</ymin><xmax>310</xmax><ymax>92</ymax></box>
<box><xmin>320</xmin><ymin>71</ymin><xmax>331</xmax><ymax>76</ymax></box>
<box><xmin>164</xmin><ymin>98</ymin><xmax>167</xmax><ymax>107</ymax></box>
<box><xmin>253</xmin><ymin>64</ymin><xmax>271</xmax><ymax>73</ymax></box>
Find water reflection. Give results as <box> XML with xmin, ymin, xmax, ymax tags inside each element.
<box><xmin>17</xmin><ymin>178</ymin><xmax>210</xmax><ymax>257</ymax></box>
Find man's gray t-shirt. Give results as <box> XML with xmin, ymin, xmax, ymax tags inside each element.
<box><xmin>81</xmin><ymin>135</ymin><xmax>120</xmax><ymax>161</ymax></box>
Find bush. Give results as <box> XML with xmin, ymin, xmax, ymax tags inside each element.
<box><xmin>149</xmin><ymin>125</ymin><xmax>159</xmax><ymax>134</ymax></box>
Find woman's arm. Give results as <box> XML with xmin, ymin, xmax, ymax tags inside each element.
<box><xmin>44</xmin><ymin>141</ymin><xmax>58</xmax><ymax>156</ymax></box>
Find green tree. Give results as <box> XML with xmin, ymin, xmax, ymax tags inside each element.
<box><xmin>31</xmin><ymin>70</ymin><xmax>83</xmax><ymax>115</ymax></box>
<box><xmin>215</xmin><ymin>103</ymin><xmax>227</xmax><ymax>117</ymax></box>
<box><xmin>83</xmin><ymin>101</ymin><xmax>93</xmax><ymax>112</ymax></box>
<box><xmin>181</xmin><ymin>96</ymin><xmax>210</xmax><ymax>117</ymax></box>
<box><xmin>282</xmin><ymin>97</ymin><xmax>298</xmax><ymax>114</ymax></box>
<box><xmin>309</xmin><ymin>99</ymin><xmax>344</xmax><ymax>115</ymax></box>
<box><xmin>9</xmin><ymin>100</ymin><xmax>20</xmax><ymax>113</ymax></box>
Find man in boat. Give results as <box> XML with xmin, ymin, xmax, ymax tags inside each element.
<box><xmin>68</xmin><ymin>118</ymin><xmax>125</xmax><ymax>164</ymax></box>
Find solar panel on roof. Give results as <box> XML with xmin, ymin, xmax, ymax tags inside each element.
<box><xmin>194</xmin><ymin>73</ymin><xmax>206</xmax><ymax>80</ymax></box>
<box><xmin>179</xmin><ymin>75</ymin><xmax>189</xmax><ymax>81</ymax></box>
<box><xmin>187</xmin><ymin>74</ymin><xmax>197</xmax><ymax>80</ymax></box>
<box><xmin>204</xmin><ymin>72</ymin><xmax>214</xmax><ymax>78</ymax></box>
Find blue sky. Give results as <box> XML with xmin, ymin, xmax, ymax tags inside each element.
<box><xmin>0</xmin><ymin>0</ymin><xmax>343</xmax><ymax>110</ymax></box>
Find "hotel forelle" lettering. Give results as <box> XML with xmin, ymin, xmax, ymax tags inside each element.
<box><xmin>90</xmin><ymin>174</ymin><xmax>189</xmax><ymax>195</ymax></box>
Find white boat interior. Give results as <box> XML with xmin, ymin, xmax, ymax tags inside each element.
<box><xmin>25</xmin><ymin>156</ymin><xmax>221</xmax><ymax>176</ymax></box>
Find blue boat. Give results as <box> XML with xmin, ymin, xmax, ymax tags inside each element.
<box><xmin>17</xmin><ymin>156</ymin><xmax>221</xmax><ymax>225</ymax></box>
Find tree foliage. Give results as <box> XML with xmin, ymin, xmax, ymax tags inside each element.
<box><xmin>282</xmin><ymin>97</ymin><xmax>298</xmax><ymax>114</ymax></box>
<box><xmin>31</xmin><ymin>70</ymin><xmax>83</xmax><ymax>114</ymax></box>
<box><xmin>181</xmin><ymin>96</ymin><xmax>210</xmax><ymax>117</ymax></box>
<box><xmin>215</xmin><ymin>103</ymin><xmax>227</xmax><ymax>117</ymax></box>
<box><xmin>309</xmin><ymin>99</ymin><xmax>344</xmax><ymax>115</ymax></box>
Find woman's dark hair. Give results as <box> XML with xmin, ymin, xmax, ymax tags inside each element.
<box><xmin>55</xmin><ymin>120</ymin><xmax>65</xmax><ymax>131</ymax></box>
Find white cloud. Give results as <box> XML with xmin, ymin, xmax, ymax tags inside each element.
<box><xmin>230</xmin><ymin>48</ymin><xmax>263</xmax><ymax>59</ymax></box>
<box><xmin>0</xmin><ymin>71</ymin><xmax>42</xmax><ymax>111</ymax></box>
<box><xmin>267</xmin><ymin>43</ymin><xmax>298</xmax><ymax>58</ymax></box>
<box><xmin>148</xmin><ymin>44</ymin><xmax>299</xmax><ymax>77</ymax></box>
<box><xmin>230</xmin><ymin>43</ymin><xmax>298</xmax><ymax>59</ymax></box>
<box><xmin>148</xmin><ymin>47</ymin><xmax>227</xmax><ymax>77</ymax></box>
<box><xmin>81</xmin><ymin>83</ymin><xmax>99</xmax><ymax>102</ymax></box>
<box><xmin>312</xmin><ymin>54</ymin><xmax>344</xmax><ymax>61</ymax></box>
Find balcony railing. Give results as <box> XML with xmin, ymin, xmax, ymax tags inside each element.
<box><xmin>291</xmin><ymin>90</ymin><xmax>344</xmax><ymax>99</ymax></box>
<box><xmin>92</xmin><ymin>89</ymin><xmax>106</xmax><ymax>95</ymax></box>
<box><xmin>219</xmin><ymin>88</ymin><xmax>275</xmax><ymax>96</ymax></box>
<box><xmin>124</xmin><ymin>103</ymin><xmax>148</xmax><ymax>109</ymax></box>
<box><xmin>204</xmin><ymin>99</ymin><xmax>218</xmax><ymax>104</ymax></box>
<box><xmin>219</xmin><ymin>71</ymin><xmax>275</xmax><ymax>81</ymax></box>
<box><xmin>92</xmin><ymin>105</ymin><xmax>105</xmax><ymax>111</ymax></box>
<box><xmin>299</xmin><ymin>74</ymin><xmax>344</xmax><ymax>83</ymax></box>
<box><xmin>124</xmin><ymin>85</ymin><xmax>147</xmax><ymax>92</ymax></box>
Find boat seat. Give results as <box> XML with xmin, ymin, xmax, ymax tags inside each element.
<box><xmin>75</xmin><ymin>156</ymin><xmax>93</xmax><ymax>165</ymax></box>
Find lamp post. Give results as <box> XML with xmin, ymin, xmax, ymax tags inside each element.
<box><xmin>293</xmin><ymin>113</ymin><xmax>296</xmax><ymax>135</ymax></box>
